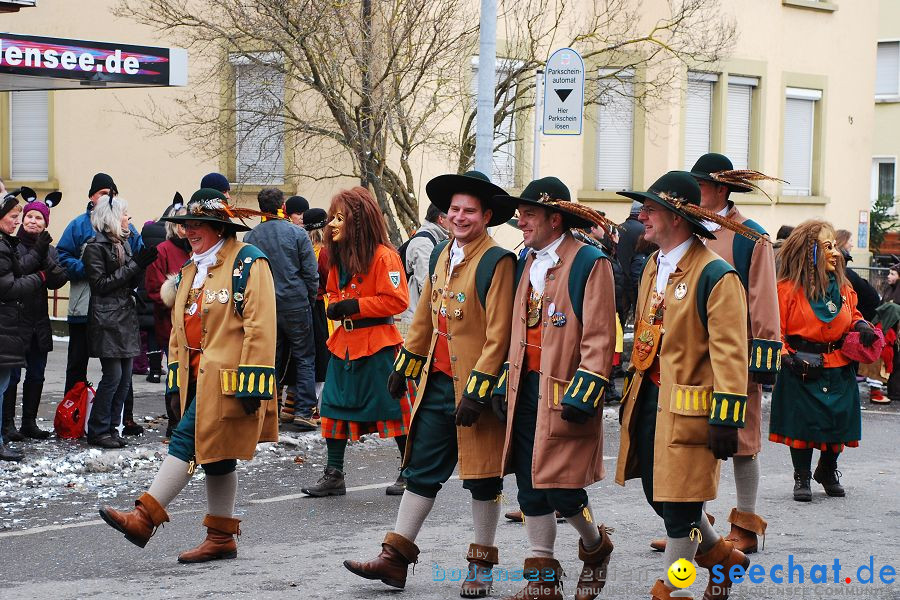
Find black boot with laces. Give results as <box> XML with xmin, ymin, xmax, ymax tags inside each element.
<box><xmin>793</xmin><ymin>470</ymin><xmax>812</xmax><ymax>502</ymax></box>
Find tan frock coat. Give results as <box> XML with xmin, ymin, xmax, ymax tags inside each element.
<box><xmin>704</xmin><ymin>204</ymin><xmax>780</xmax><ymax>455</ymax></box>
<box><xmin>166</xmin><ymin>237</ymin><xmax>279</xmax><ymax>464</ymax></box>
<box><xmin>499</xmin><ymin>233</ymin><xmax>616</xmax><ymax>489</ymax></box>
<box><xmin>397</xmin><ymin>232</ymin><xmax>515</xmax><ymax>479</ymax></box>
<box><xmin>616</xmin><ymin>239</ymin><xmax>749</xmax><ymax>502</ymax></box>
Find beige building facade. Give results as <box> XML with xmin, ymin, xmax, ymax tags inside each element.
<box><xmin>0</xmin><ymin>0</ymin><xmax>881</xmax><ymax>301</ymax></box>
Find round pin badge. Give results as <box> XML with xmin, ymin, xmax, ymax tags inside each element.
<box><xmin>217</xmin><ymin>289</ymin><xmax>230</xmax><ymax>304</ymax></box>
<box><xmin>673</xmin><ymin>282</ymin><xmax>688</xmax><ymax>300</ymax></box>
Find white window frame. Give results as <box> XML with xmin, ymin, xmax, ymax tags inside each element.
<box><xmin>595</xmin><ymin>67</ymin><xmax>634</xmax><ymax>191</ymax></box>
<box><xmin>782</xmin><ymin>87</ymin><xmax>822</xmax><ymax>197</ymax></box>
<box><xmin>230</xmin><ymin>52</ymin><xmax>286</xmax><ymax>185</ymax></box>
<box><xmin>725</xmin><ymin>75</ymin><xmax>759</xmax><ymax>171</ymax></box>
<box><xmin>684</xmin><ymin>71</ymin><xmax>718</xmax><ymax>170</ymax></box>
<box><xmin>876</xmin><ymin>40</ymin><xmax>900</xmax><ymax>101</ymax></box>
<box><xmin>9</xmin><ymin>90</ymin><xmax>49</xmax><ymax>181</ymax></box>
<box><xmin>471</xmin><ymin>56</ymin><xmax>523</xmax><ymax>189</ymax></box>
<box><xmin>872</xmin><ymin>157</ymin><xmax>897</xmax><ymax>214</ymax></box>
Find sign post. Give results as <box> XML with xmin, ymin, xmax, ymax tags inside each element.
<box><xmin>542</xmin><ymin>48</ymin><xmax>585</xmax><ymax>136</ymax></box>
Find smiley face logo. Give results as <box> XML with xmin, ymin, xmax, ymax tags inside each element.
<box><xmin>667</xmin><ymin>558</ymin><xmax>696</xmax><ymax>589</ymax></box>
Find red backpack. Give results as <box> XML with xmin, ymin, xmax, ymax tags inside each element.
<box><xmin>54</xmin><ymin>382</ymin><xmax>95</xmax><ymax>439</ymax></box>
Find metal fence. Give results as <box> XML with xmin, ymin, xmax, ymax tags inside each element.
<box><xmin>850</xmin><ymin>266</ymin><xmax>890</xmax><ymax>295</ymax></box>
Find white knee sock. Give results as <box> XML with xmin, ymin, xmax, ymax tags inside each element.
<box><xmin>525</xmin><ymin>512</ymin><xmax>557</xmax><ymax>558</ymax></box>
<box><xmin>733</xmin><ymin>455</ymin><xmax>760</xmax><ymax>514</ymax></box>
<box><xmin>471</xmin><ymin>498</ymin><xmax>501</xmax><ymax>547</ymax></box>
<box><xmin>205</xmin><ymin>471</ymin><xmax>238</xmax><ymax>518</ymax></box>
<box><xmin>393</xmin><ymin>490</ymin><xmax>435</xmax><ymax>542</ymax></box>
<box><xmin>662</xmin><ymin>536</ymin><xmax>700</xmax><ymax>590</ymax></box>
<box><xmin>696</xmin><ymin>509</ymin><xmax>721</xmax><ymax>553</ymax></box>
<box><xmin>565</xmin><ymin>503</ymin><xmax>603</xmax><ymax>549</ymax></box>
<box><xmin>147</xmin><ymin>455</ymin><xmax>193</xmax><ymax>508</ymax></box>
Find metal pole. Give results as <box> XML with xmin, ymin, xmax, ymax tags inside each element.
<box><xmin>474</xmin><ymin>0</ymin><xmax>497</xmax><ymax>176</ymax></box>
<box><xmin>533</xmin><ymin>69</ymin><xmax>543</xmax><ymax>180</ymax></box>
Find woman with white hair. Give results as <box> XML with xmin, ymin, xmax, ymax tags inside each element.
<box><xmin>82</xmin><ymin>196</ymin><xmax>158</xmax><ymax>449</ymax></box>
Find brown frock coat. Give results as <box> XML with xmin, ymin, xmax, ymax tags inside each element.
<box><xmin>499</xmin><ymin>233</ymin><xmax>617</xmax><ymax>489</ymax></box>
<box><xmin>167</xmin><ymin>237</ymin><xmax>279</xmax><ymax>465</ymax></box>
<box><xmin>616</xmin><ymin>239</ymin><xmax>749</xmax><ymax>502</ymax></box>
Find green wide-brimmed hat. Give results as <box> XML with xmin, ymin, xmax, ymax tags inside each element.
<box><xmin>494</xmin><ymin>176</ymin><xmax>610</xmax><ymax>230</ymax></box>
<box><xmin>690</xmin><ymin>153</ymin><xmax>752</xmax><ymax>193</ymax></box>
<box><xmin>616</xmin><ymin>171</ymin><xmax>716</xmax><ymax>240</ymax></box>
<box><xmin>161</xmin><ymin>188</ymin><xmax>256</xmax><ymax>232</ymax></box>
<box><xmin>425</xmin><ymin>171</ymin><xmax>514</xmax><ymax>227</ymax></box>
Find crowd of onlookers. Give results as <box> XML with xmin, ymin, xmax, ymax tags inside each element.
<box><xmin>1</xmin><ymin>172</ymin><xmax>898</xmax><ymax>463</ymax></box>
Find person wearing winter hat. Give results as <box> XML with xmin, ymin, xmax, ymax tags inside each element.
<box><xmin>2</xmin><ymin>190</ymin><xmax>67</xmax><ymax>442</ymax></box>
<box><xmin>57</xmin><ymin>173</ymin><xmax>144</xmax><ymax>395</ymax></box>
<box><xmin>200</xmin><ymin>173</ymin><xmax>231</xmax><ymax>198</ymax></box>
<box><xmin>285</xmin><ymin>196</ymin><xmax>310</xmax><ymax>226</ymax></box>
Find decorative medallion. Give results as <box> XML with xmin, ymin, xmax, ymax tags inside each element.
<box><xmin>233</xmin><ymin>292</ymin><xmax>244</xmax><ymax>303</ymax></box>
<box><xmin>187</xmin><ymin>302</ymin><xmax>198</xmax><ymax>316</ymax></box>
<box><xmin>826</xmin><ymin>300</ymin><xmax>838</xmax><ymax>314</ymax></box>
<box><xmin>550</xmin><ymin>312</ymin><xmax>567</xmax><ymax>327</ymax></box>
<box><xmin>204</xmin><ymin>289</ymin><xmax>216</xmax><ymax>304</ymax></box>
<box><xmin>456</xmin><ymin>292</ymin><xmax>466</xmax><ymax>303</ymax></box>
<box><xmin>217</xmin><ymin>288</ymin><xmax>230</xmax><ymax>304</ymax></box>
<box><xmin>673</xmin><ymin>282</ymin><xmax>688</xmax><ymax>300</ymax></box>
<box><xmin>454</xmin><ymin>308</ymin><xmax>464</xmax><ymax>320</ymax></box>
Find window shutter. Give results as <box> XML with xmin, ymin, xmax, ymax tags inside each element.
<box><xmin>10</xmin><ymin>90</ymin><xmax>49</xmax><ymax>180</ymax></box>
<box><xmin>876</xmin><ymin>41</ymin><xmax>900</xmax><ymax>97</ymax></box>
<box><xmin>595</xmin><ymin>76</ymin><xmax>634</xmax><ymax>190</ymax></box>
<box><xmin>472</xmin><ymin>61</ymin><xmax>517</xmax><ymax>189</ymax></box>
<box><xmin>782</xmin><ymin>97</ymin><xmax>815</xmax><ymax>196</ymax></box>
<box><xmin>726</xmin><ymin>83</ymin><xmax>753</xmax><ymax>170</ymax></box>
<box><xmin>684</xmin><ymin>77</ymin><xmax>714</xmax><ymax>170</ymax></box>
<box><xmin>235</xmin><ymin>62</ymin><xmax>285</xmax><ymax>185</ymax></box>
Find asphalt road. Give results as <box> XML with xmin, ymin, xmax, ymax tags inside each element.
<box><xmin>1</xmin><ymin>345</ymin><xmax>899</xmax><ymax>599</ymax></box>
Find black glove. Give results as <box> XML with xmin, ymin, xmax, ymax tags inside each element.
<box><xmin>750</xmin><ymin>371</ymin><xmax>777</xmax><ymax>385</ymax></box>
<box><xmin>781</xmin><ymin>353</ymin><xmax>796</xmax><ymax>374</ymax></box>
<box><xmin>490</xmin><ymin>393</ymin><xmax>507</xmax><ymax>423</ymax></box>
<box><xmin>854</xmin><ymin>320</ymin><xmax>877</xmax><ymax>348</ymax></box>
<box><xmin>387</xmin><ymin>371</ymin><xmax>407</xmax><ymax>400</ymax></box>
<box><xmin>34</xmin><ymin>230</ymin><xmax>52</xmax><ymax>257</ymax></box>
<box><xmin>133</xmin><ymin>246</ymin><xmax>159</xmax><ymax>268</ymax></box>
<box><xmin>240</xmin><ymin>398</ymin><xmax>261</xmax><ymax>415</ymax></box>
<box><xmin>454</xmin><ymin>396</ymin><xmax>485</xmax><ymax>427</ymax></box>
<box><xmin>327</xmin><ymin>298</ymin><xmax>359</xmax><ymax>320</ymax></box>
<box><xmin>708</xmin><ymin>425</ymin><xmax>738</xmax><ymax>460</ymax></box>
<box><xmin>561</xmin><ymin>404</ymin><xmax>591</xmax><ymax>424</ymax></box>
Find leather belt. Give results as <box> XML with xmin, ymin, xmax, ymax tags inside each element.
<box><xmin>786</xmin><ymin>335</ymin><xmax>843</xmax><ymax>354</ymax></box>
<box><xmin>341</xmin><ymin>316</ymin><xmax>394</xmax><ymax>332</ymax></box>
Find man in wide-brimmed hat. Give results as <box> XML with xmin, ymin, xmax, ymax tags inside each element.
<box><xmin>344</xmin><ymin>171</ymin><xmax>516</xmax><ymax>597</ymax></box>
<box><xmin>667</xmin><ymin>153</ymin><xmax>779</xmax><ymax>556</ymax></box>
<box><xmin>614</xmin><ymin>171</ymin><xmax>754</xmax><ymax>600</ymax></box>
<box><xmin>490</xmin><ymin>176</ymin><xmax>616</xmax><ymax>600</ymax></box>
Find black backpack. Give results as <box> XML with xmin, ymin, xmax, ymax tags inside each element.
<box><xmin>399</xmin><ymin>230</ymin><xmax>438</xmax><ymax>280</ymax></box>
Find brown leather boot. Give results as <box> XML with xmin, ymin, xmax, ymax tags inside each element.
<box><xmin>460</xmin><ymin>543</ymin><xmax>498</xmax><ymax>598</ymax></box>
<box><xmin>723</xmin><ymin>508</ymin><xmax>767</xmax><ymax>554</ymax></box>
<box><xmin>343</xmin><ymin>532</ymin><xmax>420</xmax><ymax>589</ymax></box>
<box><xmin>650</xmin><ymin>513</ymin><xmax>715</xmax><ymax>552</ymax></box>
<box><xmin>177</xmin><ymin>515</ymin><xmax>241</xmax><ymax>563</ymax></box>
<box><xmin>650</xmin><ymin>579</ymin><xmax>675</xmax><ymax>600</ymax></box>
<box><xmin>575</xmin><ymin>525</ymin><xmax>614</xmax><ymax>600</ymax></box>
<box><xmin>694</xmin><ymin>538</ymin><xmax>750</xmax><ymax>600</ymax></box>
<box><xmin>99</xmin><ymin>492</ymin><xmax>170</xmax><ymax>548</ymax></box>
<box><xmin>502</xmin><ymin>556</ymin><xmax>563</xmax><ymax>600</ymax></box>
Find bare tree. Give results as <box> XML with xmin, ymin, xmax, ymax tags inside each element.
<box><xmin>117</xmin><ymin>0</ymin><xmax>733</xmax><ymax>241</ymax></box>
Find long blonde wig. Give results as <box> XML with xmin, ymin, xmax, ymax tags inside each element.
<box><xmin>776</xmin><ymin>219</ymin><xmax>846</xmax><ymax>300</ymax></box>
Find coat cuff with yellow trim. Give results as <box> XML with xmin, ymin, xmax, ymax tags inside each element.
<box><xmin>463</xmin><ymin>370</ymin><xmax>499</xmax><ymax>405</ymax></box>
<box><xmin>708</xmin><ymin>392</ymin><xmax>748</xmax><ymax>428</ymax></box>
<box><xmin>234</xmin><ymin>365</ymin><xmax>276</xmax><ymax>399</ymax></box>
<box><xmin>166</xmin><ymin>362</ymin><xmax>180</xmax><ymax>395</ymax></box>
<box><xmin>492</xmin><ymin>362</ymin><xmax>510</xmax><ymax>397</ymax></box>
<box><xmin>393</xmin><ymin>347</ymin><xmax>427</xmax><ymax>380</ymax></box>
<box><xmin>562</xmin><ymin>368</ymin><xmax>609</xmax><ymax>414</ymax></box>
<box><xmin>748</xmin><ymin>338</ymin><xmax>783</xmax><ymax>373</ymax></box>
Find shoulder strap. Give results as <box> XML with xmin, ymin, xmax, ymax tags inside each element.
<box><xmin>475</xmin><ymin>246</ymin><xmax>516</xmax><ymax>307</ymax></box>
<box><xmin>696</xmin><ymin>258</ymin><xmax>738</xmax><ymax>329</ymax></box>
<box><xmin>233</xmin><ymin>245</ymin><xmax>268</xmax><ymax>317</ymax></box>
<box><xmin>428</xmin><ymin>239</ymin><xmax>450</xmax><ymax>277</ymax></box>
<box><xmin>568</xmin><ymin>244</ymin><xmax>608</xmax><ymax>322</ymax></box>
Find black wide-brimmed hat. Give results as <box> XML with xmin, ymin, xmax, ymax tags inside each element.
<box><xmin>617</xmin><ymin>171</ymin><xmax>716</xmax><ymax>239</ymax></box>
<box><xmin>425</xmin><ymin>171</ymin><xmax>514</xmax><ymax>227</ymax></box>
<box><xmin>303</xmin><ymin>208</ymin><xmax>328</xmax><ymax>231</ymax></box>
<box><xmin>495</xmin><ymin>176</ymin><xmax>612</xmax><ymax>230</ymax></box>
<box><xmin>690</xmin><ymin>153</ymin><xmax>752</xmax><ymax>193</ymax></box>
<box><xmin>161</xmin><ymin>188</ymin><xmax>263</xmax><ymax>232</ymax></box>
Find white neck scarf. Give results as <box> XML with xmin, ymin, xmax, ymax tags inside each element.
<box><xmin>529</xmin><ymin>233</ymin><xmax>566</xmax><ymax>295</ymax></box>
<box><xmin>190</xmin><ymin>238</ymin><xmax>225</xmax><ymax>289</ymax></box>
<box><xmin>448</xmin><ymin>240</ymin><xmax>465</xmax><ymax>276</ymax></box>
<box><xmin>655</xmin><ymin>237</ymin><xmax>693</xmax><ymax>294</ymax></box>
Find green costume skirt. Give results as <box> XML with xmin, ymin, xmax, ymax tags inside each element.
<box><xmin>769</xmin><ymin>364</ymin><xmax>861</xmax><ymax>451</ymax></box>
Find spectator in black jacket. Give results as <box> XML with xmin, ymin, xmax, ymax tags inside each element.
<box><xmin>836</xmin><ymin>229</ymin><xmax>880</xmax><ymax>321</ymax></box>
<box><xmin>616</xmin><ymin>202</ymin><xmax>644</xmax><ymax>320</ymax></box>
<box><xmin>2</xmin><ymin>196</ymin><xmax>67</xmax><ymax>441</ymax></box>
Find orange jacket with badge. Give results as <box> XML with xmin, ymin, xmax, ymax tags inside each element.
<box><xmin>326</xmin><ymin>244</ymin><xmax>409</xmax><ymax>360</ymax></box>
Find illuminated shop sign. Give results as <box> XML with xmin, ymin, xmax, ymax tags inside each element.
<box><xmin>0</xmin><ymin>32</ymin><xmax>186</xmax><ymax>90</ymax></box>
